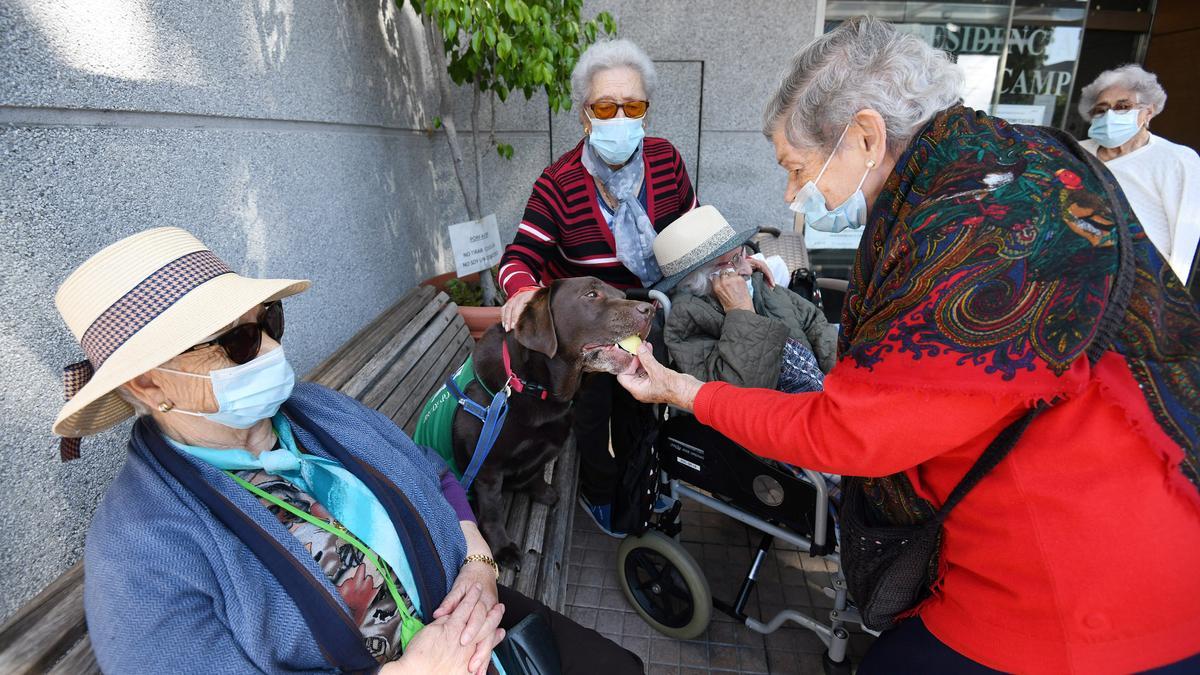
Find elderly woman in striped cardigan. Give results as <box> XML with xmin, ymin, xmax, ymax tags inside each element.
<box><xmin>498</xmin><ymin>38</ymin><xmax>696</xmax><ymax>535</ymax></box>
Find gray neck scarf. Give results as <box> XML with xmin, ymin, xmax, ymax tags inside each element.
<box><xmin>582</xmin><ymin>140</ymin><xmax>662</xmax><ymax>286</ymax></box>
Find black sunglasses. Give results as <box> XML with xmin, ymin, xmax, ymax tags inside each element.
<box><xmin>184</xmin><ymin>301</ymin><xmax>284</xmax><ymax>365</ymax></box>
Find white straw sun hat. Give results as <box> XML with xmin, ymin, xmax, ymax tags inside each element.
<box><xmin>52</xmin><ymin>227</ymin><xmax>309</xmax><ymax>458</ymax></box>
<box><xmin>651</xmin><ymin>205</ymin><xmax>758</xmax><ymax>292</ymax></box>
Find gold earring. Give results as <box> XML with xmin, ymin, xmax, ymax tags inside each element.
<box><xmin>158</xmin><ymin>401</ymin><xmax>174</xmax><ymax>413</ymax></box>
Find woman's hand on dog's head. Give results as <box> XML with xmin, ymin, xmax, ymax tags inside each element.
<box><xmin>617</xmin><ymin>342</ymin><xmax>704</xmax><ymax>412</ymax></box>
<box><xmin>502</xmin><ymin>288</ymin><xmax>538</xmax><ymax>331</ymax></box>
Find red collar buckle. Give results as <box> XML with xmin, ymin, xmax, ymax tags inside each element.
<box><xmin>502</xmin><ymin>337</ymin><xmax>551</xmax><ymax>401</ymax></box>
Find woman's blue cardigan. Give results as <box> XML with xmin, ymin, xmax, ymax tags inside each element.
<box><xmin>83</xmin><ymin>382</ymin><xmax>468</xmax><ymax>673</ymax></box>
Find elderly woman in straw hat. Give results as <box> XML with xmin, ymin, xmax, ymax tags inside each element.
<box><xmin>651</xmin><ymin>205</ymin><xmax>835</xmax><ymax>394</ymax></box>
<box><xmin>618</xmin><ymin>16</ymin><xmax>1200</xmax><ymax>674</ymax></box>
<box><xmin>54</xmin><ymin>228</ymin><xmax>640</xmax><ymax>674</ymax></box>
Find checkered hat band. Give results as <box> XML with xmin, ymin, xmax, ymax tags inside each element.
<box><xmin>658</xmin><ymin>229</ymin><xmax>739</xmax><ymax>277</ymax></box>
<box><xmin>80</xmin><ymin>250</ymin><xmax>233</xmax><ymax>367</ymax></box>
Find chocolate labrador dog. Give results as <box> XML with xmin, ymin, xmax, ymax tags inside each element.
<box><xmin>453</xmin><ymin>276</ymin><xmax>653</xmax><ymax>567</ymax></box>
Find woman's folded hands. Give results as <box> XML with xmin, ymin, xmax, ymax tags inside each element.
<box><xmin>383</xmin><ymin>583</ymin><xmax>505</xmax><ymax>675</ymax></box>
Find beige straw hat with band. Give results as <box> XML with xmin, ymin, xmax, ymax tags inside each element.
<box><xmin>53</xmin><ymin>227</ymin><xmax>310</xmax><ymax>458</ymax></box>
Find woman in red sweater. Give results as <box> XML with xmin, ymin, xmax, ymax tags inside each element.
<box><xmin>499</xmin><ymin>39</ymin><xmax>697</xmax><ymax>535</ymax></box>
<box><xmin>620</xmin><ymin>18</ymin><xmax>1200</xmax><ymax>674</ymax></box>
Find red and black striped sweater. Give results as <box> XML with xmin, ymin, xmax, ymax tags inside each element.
<box><xmin>499</xmin><ymin>136</ymin><xmax>697</xmax><ymax>296</ymax></box>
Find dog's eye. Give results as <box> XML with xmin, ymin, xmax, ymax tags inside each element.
<box><xmin>585</xmin><ymin>291</ymin><xmax>599</xmax><ymax>299</ymax></box>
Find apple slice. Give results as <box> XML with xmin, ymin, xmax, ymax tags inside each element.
<box><xmin>616</xmin><ymin>335</ymin><xmax>643</xmax><ymax>354</ymax></box>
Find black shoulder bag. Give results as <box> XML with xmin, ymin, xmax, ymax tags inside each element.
<box><xmin>838</xmin><ymin>144</ymin><xmax>1135</xmax><ymax>632</ymax></box>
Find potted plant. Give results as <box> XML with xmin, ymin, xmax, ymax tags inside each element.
<box><xmin>421</xmin><ymin>270</ymin><xmax>503</xmax><ymax>339</ymax></box>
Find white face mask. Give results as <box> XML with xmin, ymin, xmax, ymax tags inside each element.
<box><xmin>788</xmin><ymin>122</ymin><xmax>874</xmax><ymax>233</ymax></box>
<box><xmin>157</xmin><ymin>346</ymin><xmax>295</xmax><ymax>429</ymax></box>
<box><xmin>1088</xmin><ymin>108</ymin><xmax>1144</xmax><ymax>149</ymax></box>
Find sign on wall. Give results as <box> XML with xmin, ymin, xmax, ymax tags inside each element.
<box><xmin>449</xmin><ymin>213</ymin><xmax>503</xmax><ymax>277</ymax></box>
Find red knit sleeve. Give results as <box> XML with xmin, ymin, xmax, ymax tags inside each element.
<box><xmin>673</xmin><ymin>146</ymin><xmax>697</xmax><ymax>212</ymax></box>
<box><xmin>692</xmin><ymin>373</ymin><xmax>1027</xmax><ymax>477</ymax></box>
<box><xmin>499</xmin><ymin>173</ymin><xmax>559</xmax><ymax>296</ymax></box>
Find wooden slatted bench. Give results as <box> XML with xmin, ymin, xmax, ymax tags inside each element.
<box><xmin>0</xmin><ymin>285</ymin><xmax>579</xmax><ymax>673</ymax></box>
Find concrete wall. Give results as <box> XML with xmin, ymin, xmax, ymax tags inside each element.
<box><xmin>0</xmin><ymin>0</ymin><xmax>819</xmax><ymax>619</ymax></box>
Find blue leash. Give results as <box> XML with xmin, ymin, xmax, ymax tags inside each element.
<box><xmin>444</xmin><ymin>374</ymin><xmax>510</xmax><ymax>491</ymax></box>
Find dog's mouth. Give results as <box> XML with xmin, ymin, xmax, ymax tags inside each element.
<box><xmin>580</xmin><ymin>315</ymin><xmax>653</xmax><ymax>375</ymax></box>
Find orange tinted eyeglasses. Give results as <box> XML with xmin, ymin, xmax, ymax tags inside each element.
<box><xmin>588</xmin><ymin>100</ymin><xmax>649</xmax><ymax>120</ymax></box>
<box><xmin>1089</xmin><ymin>99</ymin><xmax>1140</xmax><ymax>119</ymax></box>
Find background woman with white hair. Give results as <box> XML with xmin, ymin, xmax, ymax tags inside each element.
<box><xmin>619</xmin><ymin>16</ymin><xmax>1200</xmax><ymax>674</ymax></box>
<box><xmin>497</xmin><ymin>39</ymin><xmax>697</xmax><ymax>536</ymax></box>
<box><xmin>1079</xmin><ymin>64</ymin><xmax>1200</xmax><ymax>285</ymax></box>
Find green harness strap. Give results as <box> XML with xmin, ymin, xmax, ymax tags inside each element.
<box><xmin>412</xmin><ymin>355</ymin><xmax>495</xmax><ymax>479</ymax></box>
<box><xmin>227</xmin><ymin>471</ymin><xmax>424</xmax><ymax>649</ymax></box>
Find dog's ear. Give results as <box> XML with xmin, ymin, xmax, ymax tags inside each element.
<box><xmin>515</xmin><ymin>285</ymin><xmax>558</xmax><ymax>357</ymax></box>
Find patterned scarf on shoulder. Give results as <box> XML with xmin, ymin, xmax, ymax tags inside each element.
<box><xmin>839</xmin><ymin>105</ymin><xmax>1200</xmax><ymax>522</ymax></box>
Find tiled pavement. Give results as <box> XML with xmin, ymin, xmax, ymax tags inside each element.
<box><xmin>564</xmin><ymin>499</ymin><xmax>875</xmax><ymax>674</ymax></box>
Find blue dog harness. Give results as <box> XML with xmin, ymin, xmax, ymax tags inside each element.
<box><xmin>416</xmin><ymin>337</ymin><xmax>551</xmax><ymax>492</ymax></box>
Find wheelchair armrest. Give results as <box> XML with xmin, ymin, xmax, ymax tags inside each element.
<box><xmin>625</xmin><ymin>288</ymin><xmax>672</xmax><ymax>319</ymax></box>
<box><xmin>815</xmin><ymin>278</ymin><xmax>847</xmax><ymax>324</ymax></box>
<box><xmin>815</xmin><ymin>278</ymin><xmax>848</xmax><ymax>292</ymax></box>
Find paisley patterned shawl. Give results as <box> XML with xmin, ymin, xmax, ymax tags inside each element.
<box><xmin>840</xmin><ymin>105</ymin><xmax>1200</xmax><ymax>510</ymax></box>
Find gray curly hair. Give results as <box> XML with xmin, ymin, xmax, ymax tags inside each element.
<box><xmin>1077</xmin><ymin>64</ymin><xmax>1167</xmax><ymax>121</ymax></box>
<box><xmin>762</xmin><ymin>17</ymin><xmax>964</xmax><ymax>153</ymax></box>
<box><xmin>570</xmin><ymin>39</ymin><xmax>658</xmax><ymax>109</ymax></box>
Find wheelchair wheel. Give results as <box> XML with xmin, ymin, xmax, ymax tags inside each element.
<box><xmin>616</xmin><ymin>530</ymin><xmax>712</xmax><ymax>639</ymax></box>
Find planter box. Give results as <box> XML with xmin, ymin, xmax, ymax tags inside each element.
<box><xmin>456</xmin><ymin>305</ymin><xmax>502</xmax><ymax>340</ymax></box>
<box><xmin>420</xmin><ymin>272</ymin><xmax>500</xmax><ymax>340</ymax></box>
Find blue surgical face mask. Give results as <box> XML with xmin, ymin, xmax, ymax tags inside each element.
<box><xmin>158</xmin><ymin>346</ymin><xmax>295</xmax><ymax>429</ymax></box>
<box><xmin>789</xmin><ymin>123</ymin><xmax>873</xmax><ymax>233</ymax></box>
<box><xmin>588</xmin><ymin>115</ymin><xmax>645</xmax><ymax>165</ymax></box>
<box><xmin>1088</xmin><ymin>108</ymin><xmax>1144</xmax><ymax>149</ymax></box>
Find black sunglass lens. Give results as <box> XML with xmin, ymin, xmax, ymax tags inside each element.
<box><xmin>219</xmin><ymin>323</ymin><xmax>262</xmax><ymax>364</ymax></box>
<box><xmin>262</xmin><ymin>301</ymin><xmax>284</xmax><ymax>341</ymax></box>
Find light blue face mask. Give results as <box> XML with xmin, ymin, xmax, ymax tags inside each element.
<box><xmin>588</xmin><ymin>115</ymin><xmax>646</xmax><ymax>165</ymax></box>
<box><xmin>789</xmin><ymin>123</ymin><xmax>874</xmax><ymax>233</ymax></box>
<box><xmin>158</xmin><ymin>346</ymin><xmax>295</xmax><ymax>429</ymax></box>
<box><xmin>1088</xmin><ymin>108</ymin><xmax>1144</xmax><ymax>149</ymax></box>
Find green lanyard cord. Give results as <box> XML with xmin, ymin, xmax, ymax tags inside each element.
<box><xmin>226</xmin><ymin>471</ymin><xmax>424</xmax><ymax>648</ymax></box>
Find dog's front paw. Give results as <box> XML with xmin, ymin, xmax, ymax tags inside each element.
<box><xmin>494</xmin><ymin>543</ymin><xmax>522</xmax><ymax>570</ymax></box>
<box><xmin>529</xmin><ymin>480</ymin><xmax>559</xmax><ymax>506</ymax></box>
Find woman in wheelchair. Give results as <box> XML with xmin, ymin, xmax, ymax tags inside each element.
<box><xmin>620</xmin><ymin>17</ymin><xmax>1200</xmax><ymax>675</ymax></box>
<box><xmin>651</xmin><ymin>206</ymin><xmax>842</xmax><ymax>497</ymax></box>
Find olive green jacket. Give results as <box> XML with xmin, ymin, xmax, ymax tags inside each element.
<box><xmin>664</xmin><ymin>273</ymin><xmax>837</xmax><ymax>389</ymax></box>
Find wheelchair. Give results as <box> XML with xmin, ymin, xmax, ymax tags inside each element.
<box><xmin>618</xmin><ymin>229</ymin><xmax>866</xmax><ymax>675</ymax></box>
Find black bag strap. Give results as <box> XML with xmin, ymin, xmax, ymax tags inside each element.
<box><xmin>932</xmin><ymin>135</ymin><xmax>1136</xmax><ymax>524</ymax></box>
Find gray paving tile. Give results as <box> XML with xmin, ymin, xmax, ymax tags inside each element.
<box><xmin>768</xmin><ymin>650</ymin><xmax>825</xmax><ymax>675</ymax></box>
<box><xmin>623</xmin><ymin>611</ymin><xmax>658</xmax><ymax>639</ymax></box>
<box><xmin>566</xmin><ymin>605</ymin><xmax>597</xmax><ymax>630</ymax></box>
<box><xmin>738</xmin><ymin>644</ymin><xmax>771</xmax><ymax>673</ymax></box>
<box><xmin>596</xmin><ymin>608</ymin><xmax>626</xmax><ymax>637</ymax></box>
<box><xmin>648</xmin><ymin>637</ymin><xmax>681</xmax><ymax>665</ymax></box>
<box><xmin>708</xmin><ymin>641</ymin><xmax>739</xmax><ymax>670</ymax></box>
<box><xmin>573</xmin><ymin>584</ymin><xmax>601</xmax><ymax>608</ymax></box>
<box><xmin>679</xmin><ymin>640</ymin><xmax>708</xmax><ymax>667</ymax></box>
<box><xmin>623</xmin><ymin>635</ymin><xmax>651</xmax><ymax>664</ymax></box>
